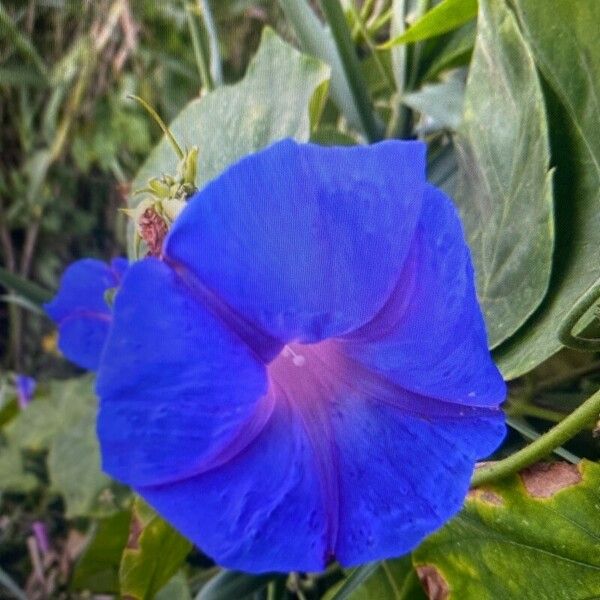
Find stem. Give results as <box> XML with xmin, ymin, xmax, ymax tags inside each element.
<box><xmin>128</xmin><ymin>95</ymin><xmax>184</xmax><ymax>160</ymax></box>
<box><xmin>388</xmin><ymin>0</ymin><xmax>412</xmax><ymax>138</ymax></box>
<box><xmin>197</xmin><ymin>0</ymin><xmax>223</xmax><ymax>86</ymax></box>
<box><xmin>507</xmin><ymin>416</ymin><xmax>580</xmax><ymax>464</ymax></box>
<box><xmin>406</xmin><ymin>0</ymin><xmax>430</xmax><ymax>91</ymax></box>
<box><xmin>471</xmin><ymin>387</ymin><xmax>600</xmax><ymax>486</ymax></box>
<box><xmin>0</xmin><ymin>1</ymin><xmax>48</xmax><ymax>79</ymax></box>
<box><xmin>533</xmin><ymin>359</ymin><xmax>600</xmax><ymax>395</ymax></box>
<box><xmin>348</xmin><ymin>6</ymin><xmax>394</xmax><ymax>90</ymax></box>
<box><xmin>278</xmin><ymin>0</ymin><xmax>361</xmax><ymax>128</ymax></box>
<box><xmin>319</xmin><ymin>0</ymin><xmax>382</xmax><ymax>141</ymax></box>
<box><xmin>185</xmin><ymin>1</ymin><xmax>214</xmax><ymax>93</ymax></box>
<box><xmin>558</xmin><ymin>277</ymin><xmax>600</xmax><ymax>351</ymax></box>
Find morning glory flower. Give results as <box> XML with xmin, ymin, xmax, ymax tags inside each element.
<box><xmin>44</xmin><ymin>257</ymin><xmax>128</xmax><ymax>370</ymax></box>
<box><xmin>95</xmin><ymin>139</ymin><xmax>506</xmax><ymax>572</ymax></box>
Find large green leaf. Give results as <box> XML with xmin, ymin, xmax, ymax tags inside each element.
<box><xmin>131</xmin><ymin>27</ymin><xmax>329</xmax><ymax>203</ymax></box>
<box><xmin>453</xmin><ymin>0</ymin><xmax>553</xmax><ymax>348</ymax></box>
<box><xmin>494</xmin><ymin>0</ymin><xmax>600</xmax><ymax>378</ymax></box>
<box><xmin>119</xmin><ymin>498</ymin><xmax>192</xmax><ymax>600</ymax></box>
<box><xmin>6</xmin><ymin>376</ymin><xmax>112</xmax><ymax>517</ymax></box>
<box><xmin>324</xmin><ymin>558</ymin><xmax>427</xmax><ymax>600</ymax></box>
<box><xmin>413</xmin><ymin>460</ymin><xmax>600</xmax><ymax>598</ymax></box>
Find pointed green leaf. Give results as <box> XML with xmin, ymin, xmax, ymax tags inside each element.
<box><xmin>453</xmin><ymin>0</ymin><xmax>553</xmax><ymax>348</ymax></box>
<box><xmin>494</xmin><ymin>0</ymin><xmax>600</xmax><ymax>378</ymax></box>
<box><xmin>324</xmin><ymin>558</ymin><xmax>427</xmax><ymax>600</ymax></box>
<box><xmin>414</xmin><ymin>460</ymin><xmax>600</xmax><ymax>598</ymax></box>
<box><xmin>0</xmin><ymin>266</ymin><xmax>53</xmax><ymax>306</ymax></box>
<box><xmin>156</xmin><ymin>572</ymin><xmax>191</xmax><ymax>600</ymax></box>
<box><xmin>196</xmin><ymin>570</ymin><xmax>282</xmax><ymax>600</ymax></box>
<box><xmin>119</xmin><ymin>498</ymin><xmax>192</xmax><ymax>600</ymax></box>
<box><xmin>382</xmin><ymin>0</ymin><xmax>477</xmax><ymax>47</ymax></box>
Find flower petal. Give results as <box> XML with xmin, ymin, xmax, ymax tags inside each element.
<box><xmin>138</xmin><ymin>395</ymin><xmax>330</xmax><ymax>573</ymax></box>
<box><xmin>44</xmin><ymin>258</ymin><xmax>126</xmax><ymax>370</ymax></box>
<box><xmin>341</xmin><ymin>184</ymin><xmax>506</xmax><ymax>407</ymax></box>
<box><xmin>165</xmin><ymin>139</ymin><xmax>426</xmax><ymax>344</ymax></box>
<box><xmin>331</xmin><ymin>395</ymin><xmax>505</xmax><ymax>566</ymax></box>
<box><xmin>96</xmin><ymin>258</ymin><xmax>269</xmax><ymax>487</ymax></box>
<box><xmin>133</xmin><ymin>337</ymin><xmax>504</xmax><ymax>573</ymax></box>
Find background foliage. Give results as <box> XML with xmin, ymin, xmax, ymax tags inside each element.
<box><xmin>1</xmin><ymin>0</ymin><xmax>600</xmax><ymax>598</ymax></box>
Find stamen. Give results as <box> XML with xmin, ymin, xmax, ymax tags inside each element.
<box><xmin>283</xmin><ymin>345</ymin><xmax>306</xmax><ymax>367</ymax></box>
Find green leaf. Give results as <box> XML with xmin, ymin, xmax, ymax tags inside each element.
<box><xmin>414</xmin><ymin>460</ymin><xmax>600</xmax><ymax>598</ymax></box>
<box><xmin>196</xmin><ymin>570</ymin><xmax>282</xmax><ymax>600</ymax></box>
<box><xmin>324</xmin><ymin>559</ymin><xmax>427</xmax><ymax>600</ymax></box>
<box><xmin>156</xmin><ymin>571</ymin><xmax>191</xmax><ymax>600</ymax></box>
<box><xmin>403</xmin><ymin>73</ymin><xmax>465</xmax><ymax>132</ymax></box>
<box><xmin>422</xmin><ymin>21</ymin><xmax>476</xmax><ymax>80</ymax></box>
<box><xmin>0</xmin><ymin>65</ymin><xmax>48</xmax><ymax>88</ymax></box>
<box><xmin>453</xmin><ymin>0</ymin><xmax>553</xmax><ymax>348</ymax></box>
<box><xmin>0</xmin><ymin>441</ymin><xmax>38</xmax><ymax>493</ymax></box>
<box><xmin>131</xmin><ymin>28</ymin><xmax>330</xmax><ymax>222</ymax></box>
<box><xmin>0</xmin><ymin>266</ymin><xmax>53</xmax><ymax>306</ymax></box>
<box><xmin>382</xmin><ymin>0</ymin><xmax>477</xmax><ymax>47</ymax></box>
<box><xmin>494</xmin><ymin>0</ymin><xmax>600</xmax><ymax>378</ymax></box>
<box><xmin>47</xmin><ymin>409</ymin><xmax>111</xmax><ymax>518</ymax></box>
<box><xmin>310</xmin><ymin>126</ymin><xmax>357</xmax><ymax>146</ymax></box>
<box><xmin>6</xmin><ymin>376</ymin><xmax>95</xmax><ymax>452</ymax></box>
<box><xmin>119</xmin><ymin>498</ymin><xmax>192</xmax><ymax>600</ymax></box>
<box><xmin>6</xmin><ymin>376</ymin><xmax>114</xmax><ymax>517</ymax></box>
<box><xmin>71</xmin><ymin>511</ymin><xmax>131</xmax><ymax>594</ymax></box>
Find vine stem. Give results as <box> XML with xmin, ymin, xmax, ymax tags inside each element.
<box><xmin>319</xmin><ymin>0</ymin><xmax>382</xmax><ymax>142</ymax></box>
<box><xmin>558</xmin><ymin>277</ymin><xmax>600</xmax><ymax>351</ymax></box>
<box><xmin>471</xmin><ymin>387</ymin><xmax>600</xmax><ymax>487</ymax></box>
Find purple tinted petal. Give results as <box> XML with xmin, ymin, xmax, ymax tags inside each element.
<box><xmin>44</xmin><ymin>258</ymin><xmax>126</xmax><ymax>370</ymax></box>
<box><xmin>165</xmin><ymin>139</ymin><xmax>426</xmax><ymax>345</ymax></box>
<box><xmin>135</xmin><ymin>337</ymin><xmax>503</xmax><ymax>572</ymax></box>
<box><xmin>341</xmin><ymin>184</ymin><xmax>506</xmax><ymax>407</ymax></box>
<box><xmin>138</xmin><ymin>396</ymin><xmax>330</xmax><ymax>573</ymax></box>
<box><xmin>45</xmin><ymin>259</ymin><xmax>115</xmax><ymax>322</ymax></box>
<box><xmin>331</xmin><ymin>395</ymin><xmax>505</xmax><ymax>566</ymax></box>
<box><xmin>96</xmin><ymin>258</ymin><xmax>269</xmax><ymax>487</ymax></box>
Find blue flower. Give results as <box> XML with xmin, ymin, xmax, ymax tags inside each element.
<box><xmin>45</xmin><ymin>257</ymin><xmax>128</xmax><ymax>370</ymax></box>
<box><xmin>96</xmin><ymin>139</ymin><xmax>506</xmax><ymax>572</ymax></box>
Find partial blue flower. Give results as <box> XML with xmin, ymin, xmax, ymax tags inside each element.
<box><xmin>15</xmin><ymin>374</ymin><xmax>36</xmax><ymax>409</ymax></box>
<box><xmin>45</xmin><ymin>257</ymin><xmax>128</xmax><ymax>370</ymax></box>
<box><xmin>96</xmin><ymin>139</ymin><xmax>506</xmax><ymax>572</ymax></box>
